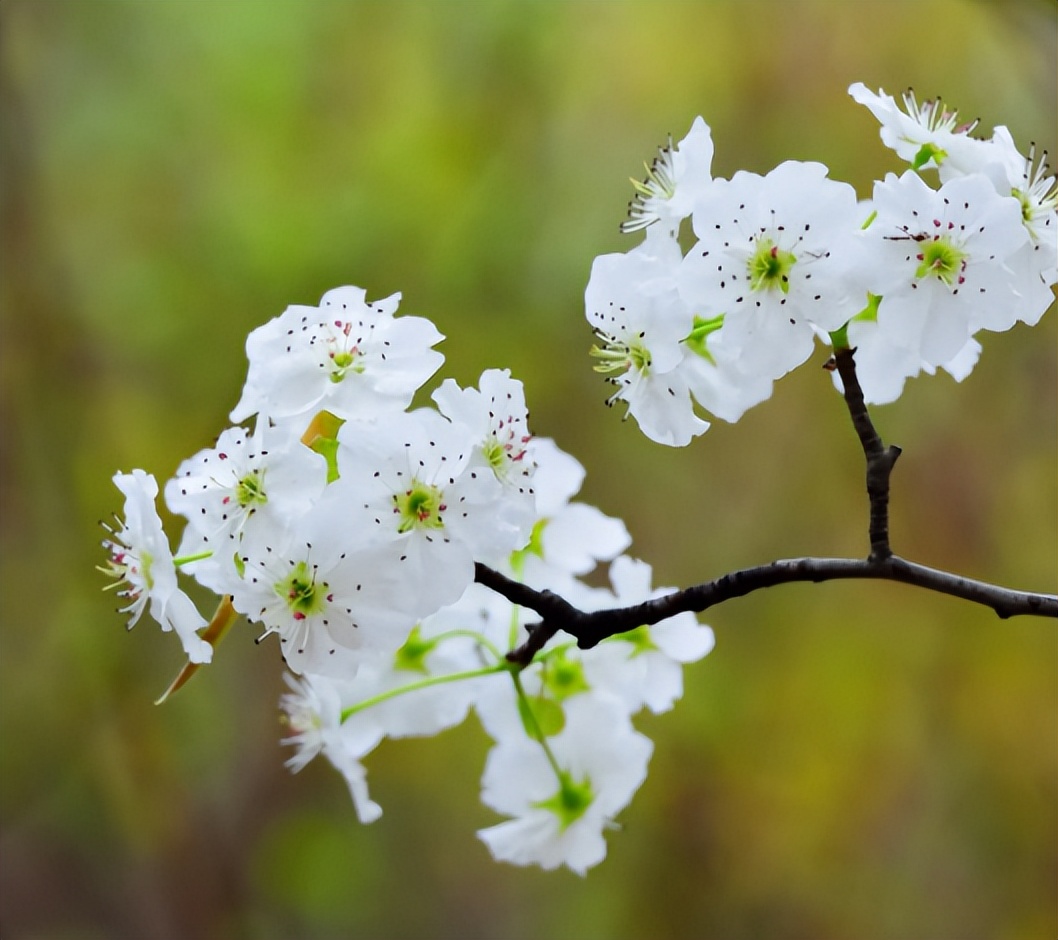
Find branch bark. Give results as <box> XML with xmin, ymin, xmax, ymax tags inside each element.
<box><xmin>477</xmin><ymin>559</ymin><xmax>1058</xmax><ymax>666</ymax></box>
<box><xmin>832</xmin><ymin>346</ymin><xmax>902</xmax><ymax>560</ymax></box>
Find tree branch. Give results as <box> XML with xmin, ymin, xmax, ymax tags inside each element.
<box><xmin>476</xmin><ymin>558</ymin><xmax>1058</xmax><ymax>666</ymax></box>
<box><xmin>831</xmin><ymin>346</ymin><xmax>902</xmax><ymax>560</ymax></box>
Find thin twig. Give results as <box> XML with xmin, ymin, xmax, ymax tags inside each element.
<box><xmin>832</xmin><ymin>346</ymin><xmax>902</xmax><ymax>560</ymax></box>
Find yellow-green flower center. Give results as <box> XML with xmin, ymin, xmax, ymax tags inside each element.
<box><xmin>235</xmin><ymin>470</ymin><xmax>267</xmax><ymax>509</ymax></box>
<box><xmin>534</xmin><ymin>771</ymin><xmax>595</xmax><ymax>831</ymax></box>
<box><xmin>747</xmin><ymin>238</ymin><xmax>797</xmax><ymax>294</ymax></box>
<box><xmin>394</xmin><ymin>480</ymin><xmax>445</xmax><ymax>533</ymax></box>
<box><xmin>542</xmin><ymin>650</ymin><xmax>591</xmax><ymax>701</ymax></box>
<box><xmin>914</xmin><ymin>237</ymin><xmax>966</xmax><ymax>287</ymax></box>
<box><xmin>275</xmin><ymin>561</ymin><xmax>330</xmax><ymax>620</ymax></box>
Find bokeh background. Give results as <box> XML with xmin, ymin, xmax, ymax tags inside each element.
<box><xmin>2</xmin><ymin>1</ymin><xmax>1055</xmax><ymax>938</ymax></box>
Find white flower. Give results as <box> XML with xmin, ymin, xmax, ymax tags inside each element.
<box><xmin>229</xmin><ymin>527</ymin><xmax>399</xmax><ymax>677</ymax></box>
<box><xmin>330</xmin><ymin>408</ymin><xmax>512</xmax><ymax>620</ymax></box>
<box><xmin>979</xmin><ymin>127</ymin><xmax>1057</xmax><ymax>327</ymax></box>
<box><xmin>280</xmin><ymin>673</ymin><xmax>383</xmax><ymax>823</ymax></box>
<box><xmin>164</xmin><ymin>420</ymin><xmax>328</xmax><ymax>595</ymax></box>
<box><xmin>477</xmin><ymin>694</ymin><xmax>652</xmax><ymax>875</ymax></box>
<box><xmin>101</xmin><ymin>470</ymin><xmax>211</xmax><ymax>664</ymax></box>
<box><xmin>622</xmin><ymin>116</ymin><xmax>715</xmax><ymax>235</ymax></box>
<box><xmin>852</xmin><ymin>81</ymin><xmax>1056</xmax><ymax>328</ymax></box>
<box><xmin>863</xmin><ymin>170</ymin><xmax>1028</xmax><ymax>365</ymax></box>
<box><xmin>679</xmin><ymin>160</ymin><xmax>865</xmax><ymax>379</ymax></box>
<box><xmin>586</xmin><ymin>230</ymin><xmax>709</xmax><ymax>446</ymax></box>
<box><xmin>849</xmin><ymin>82</ymin><xmax>985</xmax><ymax>177</ymax></box>
<box><xmin>230</xmin><ymin>286</ymin><xmax>444</xmax><ymax>426</ymax></box>
<box><xmin>991</xmin><ymin>128</ymin><xmax>1058</xmax><ymax>251</ymax></box>
<box><xmin>432</xmin><ymin>369</ymin><xmax>537</xmax><ymax>545</ymax></box>
<box><xmin>166</xmin><ymin>421</ymin><xmax>327</xmax><ymax>543</ymax></box>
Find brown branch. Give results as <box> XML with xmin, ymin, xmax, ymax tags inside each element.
<box><xmin>831</xmin><ymin>346</ymin><xmax>901</xmax><ymax>560</ymax></box>
<box><xmin>476</xmin><ymin>558</ymin><xmax>1058</xmax><ymax>667</ymax></box>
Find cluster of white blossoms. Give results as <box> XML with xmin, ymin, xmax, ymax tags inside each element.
<box><xmin>102</xmin><ymin>285</ymin><xmax>714</xmax><ymax>874</ymax></box>
<box><xmin>102</xmin><ymin>83</ymin><xmax>1053</xmax><ymax>875</ymax></box>
<box><xmin>588</xmin><ymin>83</ymin><xmax>1056</xmax><ymax>444</ymax></box>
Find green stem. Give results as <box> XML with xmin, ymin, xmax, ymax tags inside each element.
<box><xmin>510</xmin><ymin>670</ymin><xmax>564</xmax><ymax>780</ymax></box>
<box><xmin>175</xmin><ymin>550</ymin><xmax>213</xmax><ymax>566</ymax></box>
<box><xmin>339</xmin><ymin>664</ymin><xmax>505</xmax><ymax>723</ymax></box>
<box><xmin>429</xmin><ymin>628</ymin><xmax>504</xmax><ymax>663</ymax></box>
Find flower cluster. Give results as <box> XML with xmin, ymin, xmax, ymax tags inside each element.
<box><xmin>101</xmin><ymin>82</ymin><xmax>1053</xmax><ymax>876</ymax></box>
<box><xmin>588</xmin><ymin>83</ymin><xmax>1055</xmax><ymax>443</ymax></box>
<box><xmin>102</xmin><ymin>285</ymin><xmax>714</xmax><ymax>873</ymax></box>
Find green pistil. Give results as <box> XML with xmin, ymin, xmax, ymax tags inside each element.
<box><xmin>235</xmin><ymin>470</ymin><xmax>267</xmax><ymax>509</ymax></box>
<box><xmin>534</xmin><ymin>771</ymin><xmax>595</xmax><ymax>831</ymax></box>
<box><xmin>914</xmin><ymin>238</ymin><xmax>966</xmax><ymax>286</ymax></box>
<box><xmin>747</xmin><ymin>238</ymin><xmax>797</xmax><ymax>294</ymax></box>
<box><xmin>275</xmin><ymin>561</ymin><xmax>329</xmax><ymax>619</ymax></box>
<box><xmin>394</xmin><ymin>480</ymin><xmax>445</xmax><ymax>533</ymax></box>
<box><xmin>328</xmin><ymin>348</ymin><xmax>364</xmax><ymax>383</ymax></box>
<box><xmin>483</xmin><ymin>438</ymin><xmax>506</xmax><ymax>474</ymax></box>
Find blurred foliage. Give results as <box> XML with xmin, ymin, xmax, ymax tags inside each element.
<box><xmin>1</xmin><ymin>1</ymin><xmax>1055</xmax><ymax>938</ymax></box>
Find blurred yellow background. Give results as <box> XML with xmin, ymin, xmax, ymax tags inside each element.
<box><xmin>1</xmin><ymin>1</ymin><xmax>1055</xmax><ymax>938</ymax></box>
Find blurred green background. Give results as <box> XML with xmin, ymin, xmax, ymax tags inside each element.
<box><xmin>1</xmin><ymin>1</ymin><xmax>1055</xmax><ymax>938</ymax></box>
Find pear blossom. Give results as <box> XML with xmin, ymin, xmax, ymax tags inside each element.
<box><xmin>586</xmin><ymin>230</ymin><xmax>709</xmax><ymax>446</ymax></box>
<box><xmin>836</xmin><ymin>303</ymin><xmax>983</xmax><ymax>405</ymax></box>
<box><xmin>164</xmin><ymin>421</ymin><xmax>328</xmax><ymax>596</ymax></box>
<box><xmin>327</xmin><ymin>408</ymin><xmax>515</xmax><ymax>619</ymax></box>
<box><xmin>478</xmin><ymin>694</ymin><xmax>653</xmax><ymax>875</ymax></box>
<box><xmin>228</xmin><ymin>527</ymin><xmax>400</xmax><ymax>677</ymax></box>
<box><xmin>848</xmin><ymin>82</ymin><xmax>985</xmax><ymax>178</ymax></box>
<box><xmin>862</xmin><ymin>170</ymin><xmax>1028</xmax><ymax>366</ymax></box>
<box><xmin>678</xmin><ymin>160</ymin><xmax>865</xmax><ymax>379</ymax></box>
<box><xmin>230</xmin><ymin>286</ymin><xmax>444</xmax><ymax>427</ymax></box>
<box><xmin>280</xmin><ymin>673</ymin><xmax>382</xmax><ymax>823</ymax></box>
<box><xmin>101</xmin><ymin>470</ymin><xmax>212</xmax><ymax>663</ymax></box>
<box><xmin>976</xmin><ymin>127</ymin><xmax>1057</xmax><ymax>327</ymax></box>
<box><xmin>432</xmin><ymin>369</ymin><xmax>537</xmax><ymax>543</ymax></box>
<box><xmin>622</xmin><ymin>116</ymin><xmax>715</xmax><ymax>234</ymax></box>
<box><xmin>165</xmin><ymin>421</ymin><xmax>327</xmax><ymax>543</ymax></box>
